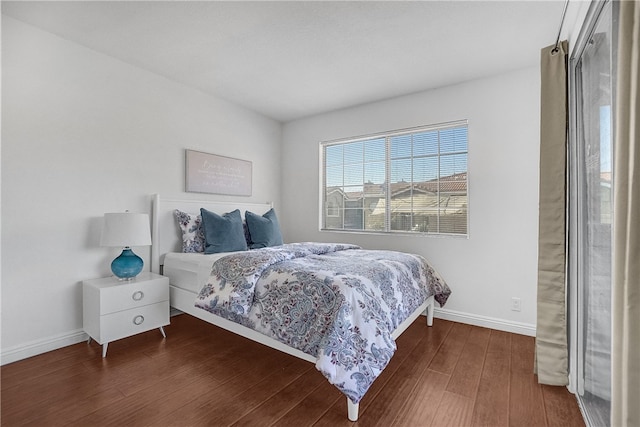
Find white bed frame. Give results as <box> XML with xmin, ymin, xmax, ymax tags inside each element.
<box><xmin>150</xmin><ymin>194</ymin><xmax>434</xmax><ymax>421</ymax></box>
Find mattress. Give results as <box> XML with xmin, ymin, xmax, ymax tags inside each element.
<box><xmin>162</xmin><ymin>252</ymin><xmax>229</xmax><ymax>293</ymax></box>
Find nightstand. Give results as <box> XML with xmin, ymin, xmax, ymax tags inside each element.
<box><xmin>83</xmin><ymin>272</ymin><xmax>170</xmax><ymax>357</ymax></box>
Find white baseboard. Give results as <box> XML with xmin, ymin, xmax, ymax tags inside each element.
<box><xmin>1</xmin><ymin>329</ymin><xmax>88</xmax><ymax>366</ymax></box>
<box><xmin>0</xmin><ymin>309</ymin><xmax>535</xmax><ymax>365</ymax></box>
<box><xmin>434</xmin><ymin>308</ymin><xmax>536</xmax><ymax>337</ymax></box>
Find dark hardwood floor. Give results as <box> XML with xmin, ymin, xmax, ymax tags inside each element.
<box><xmin>1</xmin><ymin>314</ymin><xmax>585</xmax><ymax>426</ymax></box>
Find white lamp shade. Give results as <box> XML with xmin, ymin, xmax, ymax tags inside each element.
<box><xmin>100</xmin><ymin>212</ymin><xmax>152</xmax><ymax>247</ymax></box>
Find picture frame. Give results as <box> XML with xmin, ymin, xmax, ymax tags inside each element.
<box><xmin>185</xmin><ymin>149</ymin><xmax>252</xmax><ymax>196</ymax></box>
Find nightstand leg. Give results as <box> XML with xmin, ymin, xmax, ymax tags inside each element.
<box><xmin>102</xmin><ymin>343</ymin><xmax>108</xmax><ymax>358</ymax></box>
<box><xmin>87</xmin><ymin>336</ymin><xmax>92</xmax><ymax>345</ymax></box>
<box><xmin>159</xmin><ymin>326</ymin><xmax>166</xmax><ymax>338</ymax></box>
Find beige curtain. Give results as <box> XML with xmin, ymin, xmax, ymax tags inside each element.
<box><xmin>612</xmin><ymin>1</ymin><xmax>640</xmax><ymax>425</ymax></box>
<box><xmin>535</xmin><ymin>40</ymin><xmax>569</xmax><ymax>386</ymax></box>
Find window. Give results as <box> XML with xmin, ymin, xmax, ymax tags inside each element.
<box><xmin>321</xmin><ymin>120</ymin><xmax>468</xmax><ymax>236</ymax></box>
<box><xmin>569</xmin><ymin>1</ymin><xmax>615</xmax><ymax>424</ymax></box>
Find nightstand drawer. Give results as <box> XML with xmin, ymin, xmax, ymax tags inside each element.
<box><xmin>99</xmin><ymin>279</ymin><xmax>169</xmax><ymax>315</ymax></box>
<box><xmin>99</xmin><ymin>301</ymin><xmax>169</xmax><ymax>343</ymax></box>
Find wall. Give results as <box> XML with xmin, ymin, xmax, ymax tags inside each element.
<box><xmin>1</xmin><ymin>16</ymin><xmax>282</xmax><ymax>363</ymax></box>
<box><xmin>281</xmin><ymin>67</ymin><xmax>540</xmax><ymax>335</ymax></box>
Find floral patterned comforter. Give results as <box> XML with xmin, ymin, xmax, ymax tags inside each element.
<box><xmin>194</xmin><ymin>242</ymin><xmax>451</xmax><ymax>403</ymax></box>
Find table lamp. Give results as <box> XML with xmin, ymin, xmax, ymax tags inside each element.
<box><xmin>100</xmin><ymin>212</ymin><xmax>152</xmax><ymax>280</ymax></box>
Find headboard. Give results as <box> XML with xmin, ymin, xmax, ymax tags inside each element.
<box><xmin>150</xmin><ymin>194</ymin><xmax>273</xmax><ymax>274</ymax></box>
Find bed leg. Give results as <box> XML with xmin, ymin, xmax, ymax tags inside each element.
<box><xmin>426</xmin><ymin>298</ymin><xmax>434</xmax><ymax>327</ymax></box>
<box><xmin>347</xmin><ymin>398</ymin><xmax>359</xmax><ymax>421</ymax></box>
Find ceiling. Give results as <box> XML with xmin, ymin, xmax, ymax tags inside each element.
<box><xmin>2</xmin><ymin>1</ymin><xmax>566</xmax><ymax>122</ymax></box>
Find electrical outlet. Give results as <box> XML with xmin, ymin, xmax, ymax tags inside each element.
<box><xmin>511</xmin><ymin>297</ymin><xmax>522</xmax><ymax>312</ymax></box>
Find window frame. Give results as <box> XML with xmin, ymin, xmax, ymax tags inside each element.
<box><xmin>319</xmin><ymin>120</ymin><xmax>469</xmax><ymax>237</ymax></box>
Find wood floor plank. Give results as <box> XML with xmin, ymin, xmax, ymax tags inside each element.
<box><xmin>428</xmin><ymin>321</ymin><xmax>470</xmax><ymax>375</ymax></box>
<box><xmin>542</xmin><ymin>384</ymin><xmax>585</xmax><ymax>427</ymax></box>
<box><xmin>1</xmin><ymin>363</ymin><xmax>98</xmax><ymax>421</ymax></box>
<box><xmin>271</xmin><ymin>379</ymin><xmax>343</xmax><ymax>427</ymax></box>
<box><xmin>446</xmin><ymin>326</ymin><xmax>490</xmax><ymax>398</ymax></box>
<box><xmin>71</xmin><ymin>348</ymin><xmax>292</xmax><ymax>426</ymax></box>
<box><xmin>108</xmin><ymin>336</ymin><xmax>259</xmax><ymax>397</ymax></box>
<box><xmin>165</xmin><ymin>358</ymin><xmax>311</xmax><ymax>426</ymax></box>
<box><xmin>20</xmin><ymin>387</ymin><xmax>126</xmax><ymax>427</ymax></box>
<box><xmin>231</xmin><ymin>367</ymin><xmax>326</xmax><ymax>426</ymax></box>
<box><xmin>1</xmin><ymin>341</ymin><xmax>97</xmax><ymax>389</ymax></box>
<box><xmin>470</xmin><ymin>343</ymin><xmax>510</xmax><ymax>426</ymax></box>
<box><xmin>509</xmin><ymin>344</ymin><xmax>547</xmax><ymax>426</ymax></box>
<box><xmin>391</xmin><ymin>369</ymin><xmax>450</xmax><ymax>426</ymax></box>
<box><xmin>432</xmin><ymin>390</ymin><xmax>475</xmax><ymax>426</ymax></box>
<box><xmin>486</xmin><ymin>328</ymin><xmax>511</xmax><ymax>354</ymax></box>
<box><xmin>0</xmin><ymin>314</ymin><xmax>584</xmax><ymax>427</ymax></box>
<box><xmin>312</xmin><ymin>405</ymin><xmax>355</xmax><ymax>427</ymax></box>
<box><xmin>510</xmin><ymin>331</ymin><xmax>535</xmax><ymax>353</ymax></box>
<box><xmin>111</xmin><ymin>346</ymin><xmax>266</xmax><ymax>424</ymax></box>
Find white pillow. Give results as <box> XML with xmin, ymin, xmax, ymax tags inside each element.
<box><xmin>173</xmin><ymin>209</ymin><xmax>205</xmax><ymax>253</ymax></box>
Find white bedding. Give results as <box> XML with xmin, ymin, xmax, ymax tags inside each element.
<box><xmin>163</xmin><ymin>252</ymin><xmax>229</xmax><ymax>293</ymax></box>
<box><xmin>193</xmin><ymin>242</ymin><xmax>450</xmax><ymax>405</ymax></box>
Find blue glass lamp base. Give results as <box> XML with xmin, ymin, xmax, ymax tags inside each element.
<box><xmin>111</xmin><ymin>247</ymin><xmax>144</xmax><ymax>280</ymax></box>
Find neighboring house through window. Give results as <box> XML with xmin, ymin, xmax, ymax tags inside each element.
<box><xmin>321</xmin><ymin>120</ymin><xmax>468</xmax><ymax>236</ymax></box>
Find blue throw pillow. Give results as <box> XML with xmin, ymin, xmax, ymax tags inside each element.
<box><xmin>245</xmin><ymin>208</ymin><xmax>283</xmax><ymax>249</ymax></box>
<box><xmin>200</xmin><ymin>208</ymin><xmax>248</xmax><ymax>254</ymax></box>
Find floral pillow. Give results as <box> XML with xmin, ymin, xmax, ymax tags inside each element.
<box><xmin>173</xmin><ymin>209</ymin><xmax>205</xmax><ymax>253</ymax></box>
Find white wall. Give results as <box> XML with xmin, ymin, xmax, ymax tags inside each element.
<box><xmin>1</xmin><ymin>11</ymin><xmax>544</xmax><ymax>364</ymax></box>
<box><xmin>1</xmin><ymin>16</ymin><xmax>282</xmax><ymax>363</ymax></box>
<box><xmin>281</xmin><ymin>67</ymin><xmax>540</xmax><ymax>335</ymax></box>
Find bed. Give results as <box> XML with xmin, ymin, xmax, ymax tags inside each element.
<box><xmin>150</xmin><ymin>194</ymin><xmax>451</xmax><ymax>421</ymax></box>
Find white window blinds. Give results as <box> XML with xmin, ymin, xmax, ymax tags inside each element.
<box><xmin>321</xmin><ymin>120</ymin><xmax>468</xmax><ymax>236</ymax></box>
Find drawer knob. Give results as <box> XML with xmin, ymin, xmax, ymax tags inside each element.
<box><xmin>133</xmin><ymin>315</ymin><xmax>145</xmax><ymax>325</ymax></box>
<box><xmin>132</xmin><ymin>291</ymin><xmax>144</xmax><ymax>301</ymax></box>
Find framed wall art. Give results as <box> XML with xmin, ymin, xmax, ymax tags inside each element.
<box><xmin>185</xmin><ymin>149</ymin><xmax>252</xmax><ymax>196</ymax></box>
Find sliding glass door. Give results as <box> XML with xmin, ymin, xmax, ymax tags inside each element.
<box><xmin>570</xmin><ymin>1</ymin><xmax>616</xmax><ymax>425</ymax></box>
